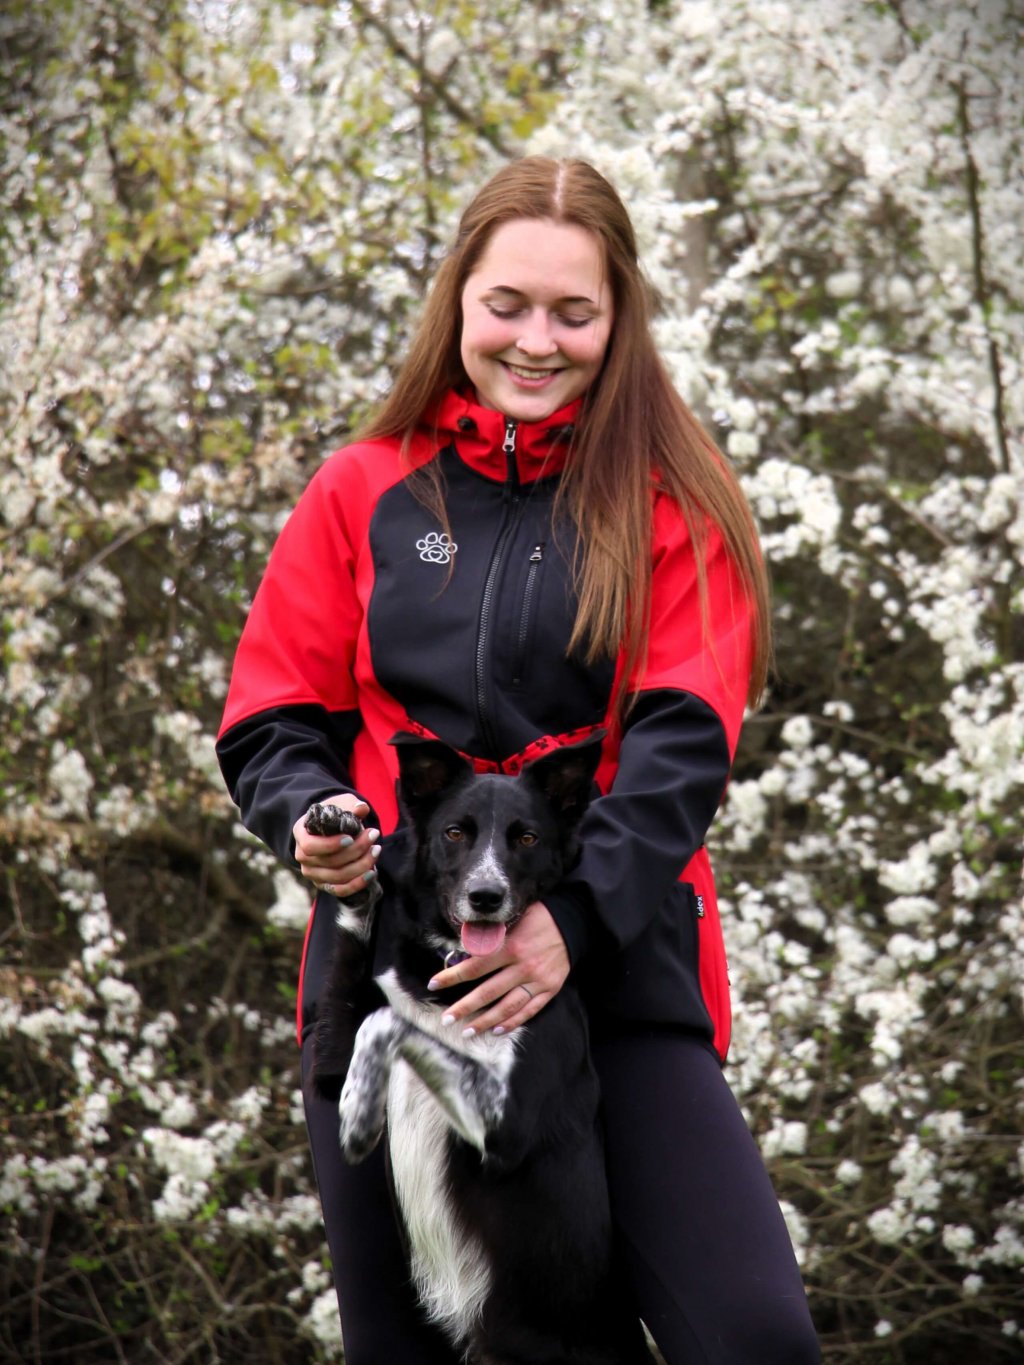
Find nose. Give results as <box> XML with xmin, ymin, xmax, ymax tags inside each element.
<box><xmin>516</xmin><ymin>311</ymin><xmax>557</xmax><ymax>358</ymax></box>
<box><xmin>467</xmin><ymin>884</ymin><xmax>506</xmax><ymax>914</ymax></box>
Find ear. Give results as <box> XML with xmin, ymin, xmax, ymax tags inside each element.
<box><xmin>389</xmin><ymin>733</ymin><xmax>473</xmax><ymax>813</ymax></box>
<box><xmin>520</xmin><ymin>734</ymin><xmax>603</xmax><ymax>826</ymax></box>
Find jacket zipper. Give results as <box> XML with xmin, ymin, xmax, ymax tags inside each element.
<box><xmin>512</xmin><ymin>543</ymin><xmax>545</xmax><ymax>687</ymax></box>
<box><xmin>474</xmin><ymin>418</ymin><xmax>521</xmax><ymax>758</ymax></box>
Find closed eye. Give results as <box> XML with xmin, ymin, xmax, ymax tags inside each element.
<box><xmin>486</xmin><ymin>305</ymin><xmax>592</xmax><ymax>329</ymax></box>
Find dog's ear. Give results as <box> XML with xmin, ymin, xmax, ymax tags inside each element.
<box><xmin>390</xmin><ymin>733</ymin><xmax>473</xmax><ymax>813</ymax></box>
<box><xmin>521</xmin><ymin>734</ymin><xmax>604</xmax><ymax>825</ymax></box>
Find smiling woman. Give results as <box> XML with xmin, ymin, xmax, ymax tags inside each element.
<box><xmin>459</xmin><ymin>217</ymin><xmax>614</xmax><ymax>422</ymax></box>
<box><xmin>216</xmin><ymin>156</ymin><xmax>816</xmax><ymax>1365</ymax></box>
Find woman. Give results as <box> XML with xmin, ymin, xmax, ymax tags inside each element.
<box><xmin>217</xmin><ymin>157</ymin><xmax>820</xmax><ymax>1364</ymax></box>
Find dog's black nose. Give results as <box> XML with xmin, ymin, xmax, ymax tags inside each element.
<box><xmin>467</xmin><ymin>885</ymin><xmax>505</xmax><ymax>913</ymax></box>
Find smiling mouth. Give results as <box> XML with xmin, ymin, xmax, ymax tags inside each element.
<box><xmin>503</xmin><ymin>362</ymin><xmax>561</xmax><ymax>381</ymax></box>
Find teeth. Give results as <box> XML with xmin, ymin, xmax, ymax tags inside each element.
<box><xmin>507</xmin><ymin>364</ymin><xmax>556</xmax><ymax>380</ymax></box>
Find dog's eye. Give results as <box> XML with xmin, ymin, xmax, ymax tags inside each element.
<box><xmin>444</xmin><ymin>826</ymin><xmax>465</xmax><ymax>842</ymax></box>
<box><xmin>517</xmin><ymin>831</ymin><xmax>539</xmax><ymax>847</ymax></box>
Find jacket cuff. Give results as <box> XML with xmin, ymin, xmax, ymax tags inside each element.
<box><xmin>543</xmin><ymin>885</ymin><xmax>595</xmax><ymax>968</ymax></box>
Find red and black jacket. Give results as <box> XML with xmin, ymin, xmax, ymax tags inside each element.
<box><xmin>216</xmin><ymin>389</ymin><xmax>753</xmax><ymax>1060</ymax></box>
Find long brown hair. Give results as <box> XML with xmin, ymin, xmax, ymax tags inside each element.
<box><xmin>360</xmin><ymin>156</ymin><xmax>771</xmax><ymax>709</ymax></box>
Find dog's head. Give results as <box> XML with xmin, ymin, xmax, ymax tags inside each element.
<box><xmin>390</xmin><ymin>734</ymin><xmax>602</xmax><ymax>959</ymax></box>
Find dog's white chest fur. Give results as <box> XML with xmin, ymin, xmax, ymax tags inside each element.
<box><xmin>377</xmin><ymin>968</ymin><xmax>517</xmax><ymax>1342</ymax></box>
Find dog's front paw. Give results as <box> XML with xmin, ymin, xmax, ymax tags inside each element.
<box><xmin>338</xmin><ymin>1066</ymin><xmax>387</xmax><ymax>1162</ymax></box>
<box><xmin>338</xmin><ymin>1097</ymin><xmax>385</xmax><ymax>1164</ymax></box>
<box><xmin>337</xmin><ymin>1009</ymin><xmax>399</xmax><ymax>1162</ymax></box>
<box><xmin>305</xmin><ymin>803</ymin><xmax>364</xmax><ymax>839</ymax></box>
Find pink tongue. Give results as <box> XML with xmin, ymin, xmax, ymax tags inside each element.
<box><xmin>460</xmin><ymin>922</ymin><xmax>507</xmax><ymax>957</ymax></box>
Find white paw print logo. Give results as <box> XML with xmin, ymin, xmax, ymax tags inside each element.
<box><xmin>416</xmin><ymin>531</ymin><xmax>458</xmax><ymax>565</ymax></box>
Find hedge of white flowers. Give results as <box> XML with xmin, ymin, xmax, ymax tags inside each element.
<box><xmin>1</xmin><ymin>1</ymin><xmax>1020</xmax><ymax>1360</ymax></box>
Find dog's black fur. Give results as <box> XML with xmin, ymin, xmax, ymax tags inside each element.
<box><xmin>309</xmin><ymin>735</ymin><xmax>651</xmax><ymax>1365</ymax></box>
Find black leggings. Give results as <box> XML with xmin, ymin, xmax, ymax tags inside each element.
<box><xmin>301</xmin><ymin>1021</ymin><xmax>820</xmax><ymax>1364</ymax></box>
<box><xmin>590</xmin><ymin>1030</ymin><xmax>820</xmax><ymax>1364</ymax></box>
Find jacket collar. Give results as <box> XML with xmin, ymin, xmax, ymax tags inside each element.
<box><xmin>423</xmin><ymin>388</ymin><xmax>581</xmax><ymax>484</ymax></box>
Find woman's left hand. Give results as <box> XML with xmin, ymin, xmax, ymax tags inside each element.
<box><xmin>426</xmin><ymin>901</ymin><xmax>570</xmax><ymax>1036</ymax></box>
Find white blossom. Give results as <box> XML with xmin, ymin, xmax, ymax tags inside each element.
<box><xmin>267</xmin><ymin>868</ymin><xmax>315</xmax><ymax>931</ymax></box>
<box><xmin>868</xmin><ymin>1204</ymin><xmax>912</xmax><ymax>1245</ymax></box>
<box><xmin>761</xmin><ymin>1120</ymin><xmax>808</xmax><ymax>1158</ymax></box>
<box><xmin>305</xmin><ymin>1288</ymin><xmax>345</xmax><ymax>1355</ymax></box>
<box><xmin>48</xmin><ymin>743</ymin><xmax>94</xmax><ymax>818</ymax></box>
<box><xmin>943</xmin><ymin>1225</ymin><xmax>976</xmax><ymax>1256</ymax></box>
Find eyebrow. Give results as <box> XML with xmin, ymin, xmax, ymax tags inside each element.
<box><xmin>483</xmin><ymin>285</ymin><xmax>599</xmax><ymax>308</ymax></box>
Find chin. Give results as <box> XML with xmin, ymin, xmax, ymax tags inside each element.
<box><xmin>492</xmin><ymin>385</ymin><xmax>571</xmax><ymax>423</ymax></box>
<box><xmin>505</xmin><ymin>400</ymin><xmax>562</xmax><ymax>422</ymax></box>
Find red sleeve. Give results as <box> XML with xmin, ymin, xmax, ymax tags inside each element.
<box><xmin>218</xmin><ymin>458</ymin><xmax>362</xmax><ymax>739</ymax></box>
<box><xmin>631</xmin><ymin>495</ymin><xmax>754</xmax><ymax>756</ymax></box>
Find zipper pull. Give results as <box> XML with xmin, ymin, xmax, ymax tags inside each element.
<box><xmin>503</xmin><ymin>418</ymin><xmax>519</xmax><ymax>497</ymax></box>
<box><xmin>529</xmin><ymin>543</ymin><xmax>544</xmax><ymax>562</ymax></box>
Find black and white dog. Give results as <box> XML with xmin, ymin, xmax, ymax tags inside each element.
<box><xmin>308</xmin><ymin>735</ymin><xmax>651</xmax><ymax>1365</ymax></box>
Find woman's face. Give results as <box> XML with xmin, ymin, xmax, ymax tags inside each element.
<box><xmin>459</xmin><ymin>217</ymin><xmax>614</xmax><ymax>422</ymax></box>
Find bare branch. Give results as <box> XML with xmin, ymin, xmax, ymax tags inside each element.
<box><xmin>954</xmin><ymin>79</ymin><xmax>1010</xmax><ymax>473</ymax></box>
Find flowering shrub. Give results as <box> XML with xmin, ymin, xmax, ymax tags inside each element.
<box><xmin>1</xmin><ymin>0</ymin><xmax>1020</xmax><ymax>1360</ymax></box>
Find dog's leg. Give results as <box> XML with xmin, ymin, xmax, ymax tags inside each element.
<box><xmin>395</xmin><ymin>1033</ymin><xmax>507</xmax><ymax>1153</ymax></box>
<box><xmin>341</xmin><ymin>1010</ymin><xmax>508</xmax><ymax>1159</ymax></box>
<box><xmin>306</xmin><ymin>803</ymin><xmax>386</xmax><ymax>1100</ymax></box>
<box><xmin>311</xmin><ymin>928</ymin><xmax>379</xmax><ymax>1099</ymax></box>
<box><xmin>304</xmin><ymin>802</ymin><xmax>381</xmax><ymax>939</ymax></box>
<box><xmin>338</xmin><ymin>1007</ymin><xmax>411</xmax><ymax>1162</ymax></box>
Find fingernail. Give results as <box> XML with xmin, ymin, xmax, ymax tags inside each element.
<box><xmin>339</xmin><ymin>836</ymin><xmax>353</xmax><ymax>848</ymax></box>
<box><xmin>365</xmin><ymin>828</ymin><xmax>380</xmax><ymax>842</ymax></box>
<box><xmin>441</xmin><ymin>1013</ymin><xmax>455</xmax><ymax>1026</ymax></box>
<box><xmin>462</xmin><ymin>1027</ymin><xmax>476</xmax><ymax>1038</ymax></box>
<box><xmin>362</xmin><ymin>869</ymin><xmax>377</xmax><ymax>883</ymax></box>
<box><xmin>493</xmin><ymin>1026</ymin><xmax>506</xmax><ymax>1036</ymax></box>
<box><xmin>370</xmin><ymin>844</ymin><xmax>381</xmax><ymax>860</ymax></box>
<box><xmin>427</xmin><ymin>978</ymin><xmax>440</xmax><ymax>991</ymax></box>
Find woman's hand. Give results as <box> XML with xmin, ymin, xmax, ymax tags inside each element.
<box><xmin>426</xmin><ymin>901</ymin><xmax>570</xmax><ymax>1036</ymax></box>
<box><xmin>292</xmin><ymin>795</ymin><xmax>380</xmax><ymax>898</ymax></box>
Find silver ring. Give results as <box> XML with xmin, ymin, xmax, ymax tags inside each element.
<box><xmin>519</xmin><ymin>983</ymin><xmax>535</xmax><ymax>1001</ymax></box>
